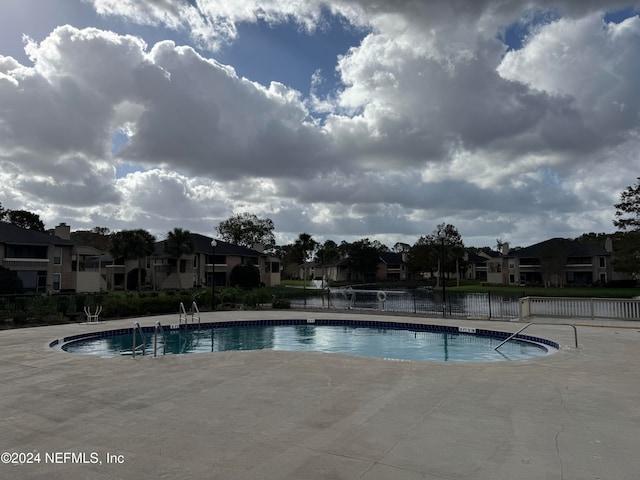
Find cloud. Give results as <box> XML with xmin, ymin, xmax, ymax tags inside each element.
<box><xmin>498</xmin><ymin>13</ymin><xmax>640</xmax><ymax>136</ymax></box>
<box><xmin>1</xmin><ymin>2</ymin><xmax>640</xmax><ymax>248</ymax></box>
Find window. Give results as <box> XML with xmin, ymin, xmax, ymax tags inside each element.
<box><xmin>53</xmin><ymin>273</ymin><xmax>61</xmax><ymax>291</ymax></box>
<box><xmin>6</xmin><ymin>245</ymin><xmax>48</xmax><ymax>258</ymax></box>
<box><xmin>54</xmin><ymin>247</ymin><xmax>62</xmax><ymax>265</ymax></box>
<box><xmin>599</xmin><ymin>257</ymin><xmax>606</xmax><ymax>268</ymax></box>
<box><xmin>193</xmin><ymin>255</ymin><xmax>198</xmax><ymax>268</ymax></box>
<box><xmin>179</xmin><ymin>259</ymin><xmax>187</xmax><ymax>273</ymax></box>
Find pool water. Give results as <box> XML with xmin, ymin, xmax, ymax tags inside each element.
<box><xmin>61</xmin><ymin>324</ymin><xmax>552</xmax><ymax>362</ymax></box>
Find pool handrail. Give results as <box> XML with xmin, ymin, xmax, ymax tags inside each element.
<box><xmin>190</xmin><ymin>302</ymin><xmax>201</xmax><ymax>325</ymax></box>
<box><xmin>494</xmin><ymin>322</ymin><xmax>578</xmax><ymax>351</ymax></box>
<box><xmin>179</xmin><ymin>302</ymin><xmax>188</xmax><ymax>324</ymax></box>
<box><xmin>153</xmin><ymin>321</ymin><xmax>167</xmax><ymax>358</ymax></box>
<box><xmin>179</xmin><ymin>301</ymin><xmax>201</xmax><ymax>328</ymax></box>
<box><xmin>132</xmin><ymin>322</ymin><xmax>146</xmax><ymax>358</ymax></box>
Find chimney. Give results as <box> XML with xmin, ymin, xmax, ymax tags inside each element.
<box><xmin>54</xmin><ymin>223</ymin><xmax>71</xmax><ymax>240</ymax></box>
<box><xmin>252</xmin><ymin>243</ymin><xmax>264</xmax><ymax>253</ymax></box>
<box><xmin>502</xmin><ymin>242</ymin><xmax>510</xmax><ymax>256</ymax></box>
<box><xmin>605</xmin><ymin>237</ymin><xmax>613</xmax><ymax>252</ymax></box>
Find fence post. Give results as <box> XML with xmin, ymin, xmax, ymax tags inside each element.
<box><xmin>488</xmin><ymin>291</ymin><xmax>492</xmax><ymax>319</ymax></box>
<box><xmin>519</xmin><ymin>297</ymin><xmax>530</xmax><ymax>321</ymax></box>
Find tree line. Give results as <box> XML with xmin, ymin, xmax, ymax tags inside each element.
<box><xmin>3</xmin><ymin>175</ymin><xmax>640</xmax><ymax>291</ymax></box>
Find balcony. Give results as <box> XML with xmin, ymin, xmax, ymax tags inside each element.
<box><xmin>3</xmin><ymin>258</ymin><xmax>50</xmax><ymax>269</ymax></box>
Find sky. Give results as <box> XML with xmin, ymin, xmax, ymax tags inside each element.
<box><xmin>1</xmin><ymin>0</ymin><xmax>640</xmax><ymax>249</ymax></box>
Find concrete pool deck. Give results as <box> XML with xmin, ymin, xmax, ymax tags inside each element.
<box><xmin>1</xmin><ymin>311</ymin><xmax>639</xmax><ymax>480</ymax></box>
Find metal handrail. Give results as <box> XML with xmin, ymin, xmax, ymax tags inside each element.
<box><xmin>494</xmin><ymin>322</ymin><xmax>578</xmax><ymax>351</ymax></box>
<box><xmin>179</xmin><ymin>301</ymin><xmax>201</xmax><ymax>328</ymax></box>
<box><xmin>153</xmin><ymin>321</ymin><xmax>167</xmax><ymax>358</ymax></box>
<box><xmin>132</xmin><ymin>322</ymin><xmax>146</xmax><ymax>358</ymax></box>
<box><xmin>190</xmin><ymin>302</ymin><xmax>201</xmax><ymax>328</ymax></box>
<box><xmin>179</xmin><ymin>302</ymin><xmax>188</xmax><ymax>324</ymax></box>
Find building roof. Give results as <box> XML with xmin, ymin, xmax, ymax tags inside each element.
<box><xmin>153</xmin><ymin>233</ymin><xmax>265</xmax><ymax>258</ymax></box>
<box><xmin>0</xmin><ymin>221</ymin><xmax>73</xmax><ymax>246</ymax></box>
<box><xmin>509</xmin><ymin>238</ymin><xmax>609</xmax><ymax>258</ymax></box>
<box><xmin>379</xmin><ymin>251</ymin><xmax>402</xmax><ymax>265</ymax></box>
<box><xmin>467</xmin><ymin>251</ymin><xmax>489</xmax><ymax>263</ymax></box>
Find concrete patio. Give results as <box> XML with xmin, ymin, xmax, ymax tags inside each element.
<box><xmin>1</xmin><ymin>311</ymin><xmax>639</xmax><ymax>479</ymax></box>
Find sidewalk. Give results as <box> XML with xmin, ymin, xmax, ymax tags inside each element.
<box><xmin>1</xmin><ymin>311</ymin><xmax>639</xmax><ymax>479</ymax></box>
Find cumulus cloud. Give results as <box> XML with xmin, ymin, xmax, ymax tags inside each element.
<box><xmin>1</xmin><ymin>1</ymin><xmax>640</xmax><ymax>247</ymax></box>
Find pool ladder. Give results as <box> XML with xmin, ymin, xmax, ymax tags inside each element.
<box><xmin>131</xmin><ymin>321</ymin><xmax>168</xmax><ymax>358</ymax></box>
<box><xmin>131</xmin><ymin>322</ymin><xmax>146</xmax><ymax>357</ymax></box>
<box><xmin>179</xmin><ymin>301</ymin><xmax>201</xmax><ymax>328</ymax></box>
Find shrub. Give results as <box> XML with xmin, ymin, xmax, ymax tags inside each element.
<box><xmin>0</xmin><ymin>266</ymin><xmax>24</xmax><ymax>294</ymax></box>
<box><xmin>230</xmin><ymin>264</ymin><xmax>260</xmax><ymax>289</ymax></box>
<box><xmin>272</xmin><ymin>298</ymin><xmax>291</xmax><ymax>309</ymax></box>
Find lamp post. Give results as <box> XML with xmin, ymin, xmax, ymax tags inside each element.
<box><xmin>211</xmin><ymin>239</ymin><xmax>217</xmax><ymax>312</ymax></box>
<box><xmin>438</xmin><ymin>230</ymin><xmax>446</xmax><ymax>317</ymax></box>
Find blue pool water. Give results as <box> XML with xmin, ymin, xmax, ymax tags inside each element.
<box><xmin>60</xmin><ymin>323</ymin><xmax>555</xmax><ymax>362</ymax></box>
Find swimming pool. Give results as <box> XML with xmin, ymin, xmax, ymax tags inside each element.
<box><xmin>55</xmin><ymin>319</ymin><xmax>558</xmax><ymax>362</ymax></box>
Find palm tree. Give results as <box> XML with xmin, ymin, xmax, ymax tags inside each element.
<box><xmin>129</xmin><ymin>229</ymin><xmax>157</xmax><ymax>292</ymax></box>
<box><xmin>164</xmin><ymin>228</ymin><xmax>195</xmax><ymax>289</ymax></box>
<box><xmin>295</xmin><ymin>233</ymin><xmax>317</xmax><ymax>289</ymax></box>
<box><xmin>109</xmin><ymin>229</ymin><xmax>156</xmax><ymax>292</ymax></box>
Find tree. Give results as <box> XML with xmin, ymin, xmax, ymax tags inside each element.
<box><xmin>5</xmin><ymin>209</ymin><xmax>45</xmax><ymax>231</ymax></box>
<box><xmin>216</xmin><ymin>213</ymin><xmax>275</xmax><ymax>250</ymax></box>
<box><xmin>614</xmin><ymin>178</ymin><xmax>640</xmax><ymax>230</ymax></box>
<box><xmin>164</xmin><ymin>228</ymin><xmax>195</xmax><ymax>289</ymax></box>
<box><xmin>70</xmin><ymin>227</ymin><xmax>111</xmax><ymax>251</ymax></box>
<box><xmin>344</xmin><ymin>239</ymin><xmax>380</xmax><ymax>282</ymax></box>
<box><xmin>611</xmin><ymin>231</ymin><xmax>640</xmax><ymax>277</ymax></box>
<box><xmin>109</xmin><ymin>229</ymin><xmax>156</xmax><ymax>292</ymax></box>
<box><xmin>295</xmin><ymin>233</ymin><xmax>318</xmax><ymax>288</ymax></box>
<box><xmin>0</xmin><ymin>266</ymin><xmax>24</xmax><ymax>294</ymax></box>
<box><xmin>407</xmin><ymin>238</ymin><xmax>439</xmax><ymax>280</ymax></box>
<box><xmin>574</xmin><ymin>232</ymin><xmax>610</xmax><ymax>248</ymax></box>
<box><xmin>314</xmin><ymin>240</ymin><xmax>341</xmax><ymax>264</ymax></box>
<box><xmin>273</xmin><ymin>244</ymin><xmax>295</xmax><ymax>279</ymax></box>
<box><xmin>408</xmin><ymin>224</ymin><xmax>465</xmax><ymax>282</ymax></box>
<box><xmin>613</xmin><ymin>179</ymin><xmax>640</xmax><ymax>277</ymax></box>
<box><xmin>538</xmin><ymin>239</ymin><xmax>572</xmax><ymax>288</ymax></box>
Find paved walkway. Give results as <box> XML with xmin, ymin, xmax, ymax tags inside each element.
<box><xmin>1</xmin><ymin>311</ymin><xmax>639</xmax><ymax>480</ymax></box>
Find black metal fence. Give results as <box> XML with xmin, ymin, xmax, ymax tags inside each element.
<box><xmin>287</xmin><ymin>288</ymin><xmax>524</xmax><ymax>320</ymax></box>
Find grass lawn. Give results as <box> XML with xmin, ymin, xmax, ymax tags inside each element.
<box><xmin>450</xmin><ymin>284</ymin><xmax>640</xmax><ymax>298</ymax></box>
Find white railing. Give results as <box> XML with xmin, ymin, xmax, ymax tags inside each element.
<box><xmin>520</xmin><ymin>296</ymin><xmax>640</xmax><ymax>321</ymax></box>
<box><xmin>3</xmin><ymin>258</ymin><xmax>49</xmax><ymax>269</ymax></box>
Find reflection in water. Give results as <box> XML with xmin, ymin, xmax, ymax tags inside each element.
<box><xmin>292</xmin><ymin>325</ymin><xmax>316</xmax><ymax>345</ymax></box>
<box><xmin>294</xmin><ymin>289</ymin><xmax>523</xmax><ymax>319</ymax></box>
<box><xmin>64</xmin><ymin>325</ymin><xmax>550</xmax><ymax>362</ymax></box>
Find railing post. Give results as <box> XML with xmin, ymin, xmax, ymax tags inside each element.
<box><xmin>153</xmin><ymin>329</ymin><xmax>158</xmax><ymax>358</ymax></box>
<box><xmin>488</xmin><ymin>291</ymin><xmax>492</xmax><ymax>319</ymax></box>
